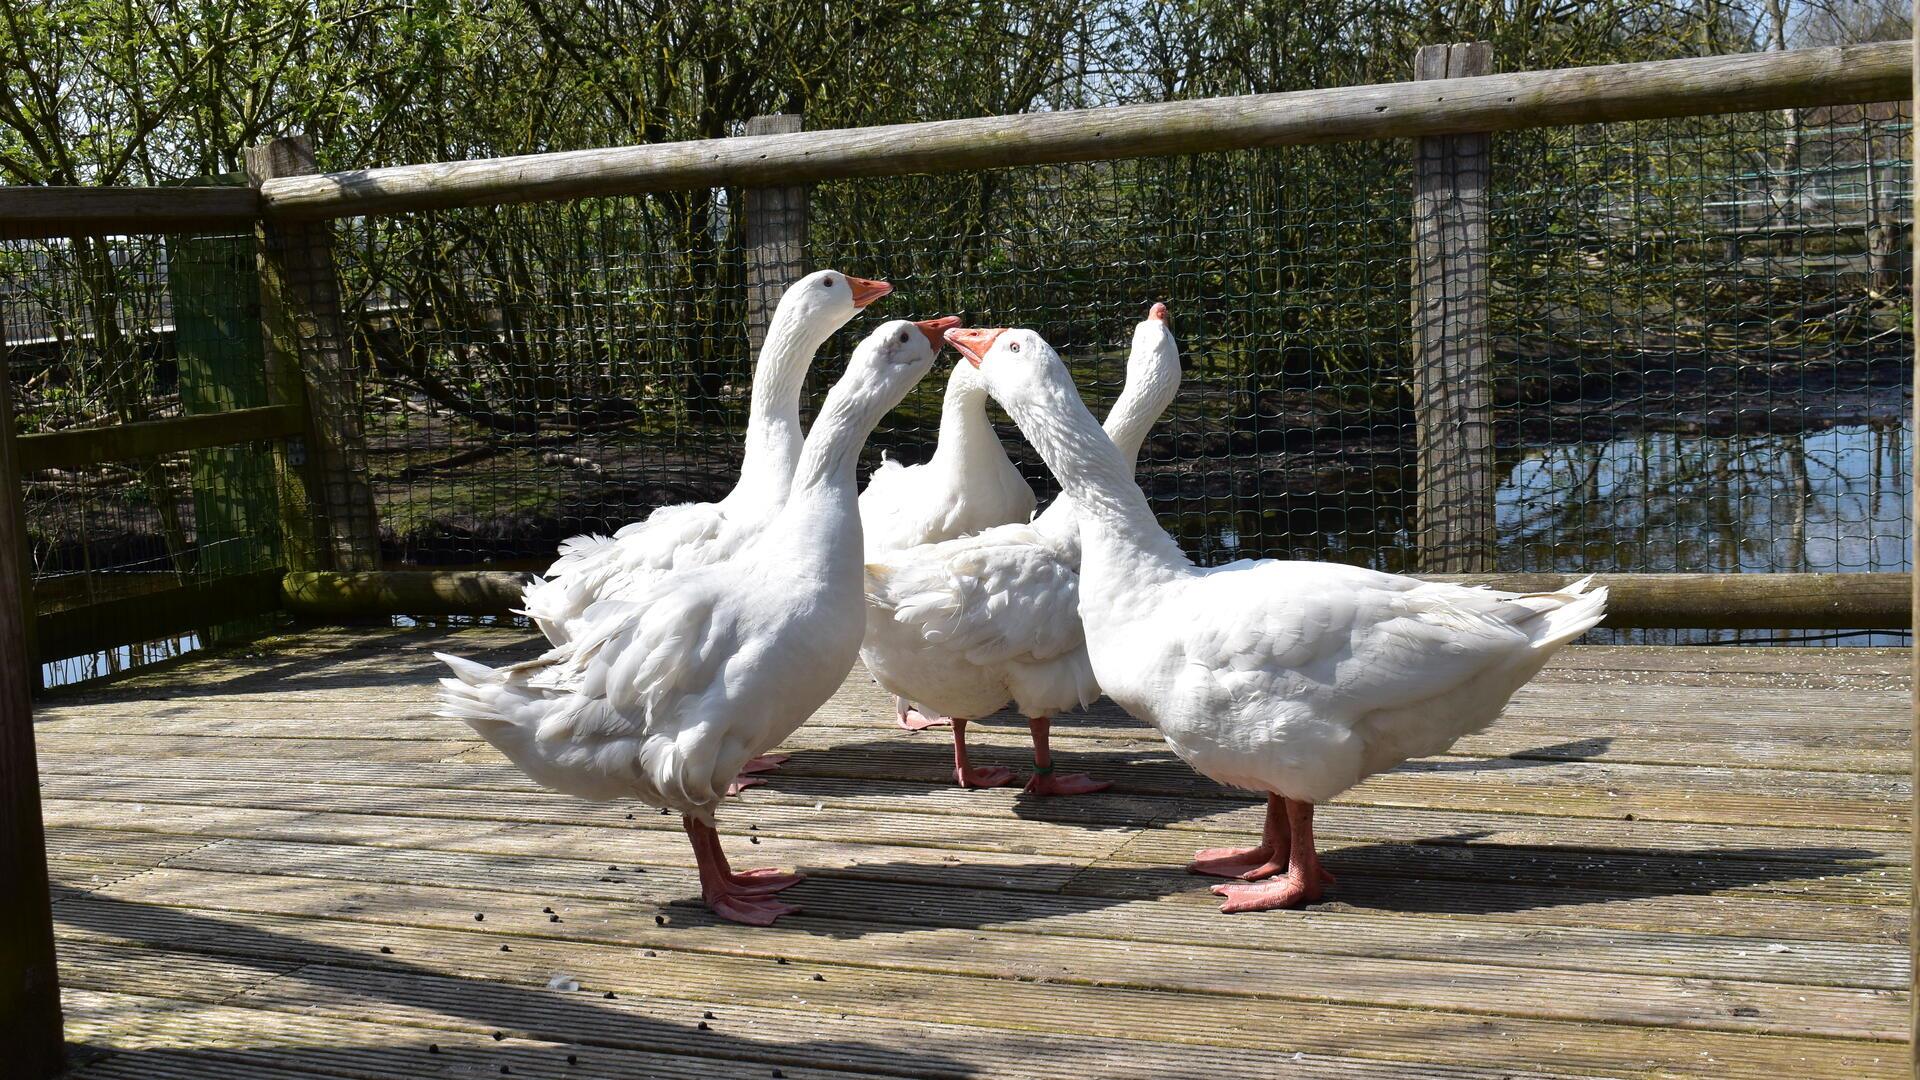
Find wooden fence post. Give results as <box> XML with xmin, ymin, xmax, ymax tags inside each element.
<box><xmin>743</xmin><ymin>114</ymin><xmax>809</xmax><ymax>355</ymax></box>
<box><xmin>246</xmin><ymin>134</ymin><xmax>382</xmax><ymax>573</ymax></box>
<box><xmin>0</xmin><ymin>332</ymin><xmax>63</xmax><ymax>1076</ymax></box>
<box><xmin>1907</xmin><ymin>8</ymin><xmax>1917</xmax><ymax>1074</ymax></box>
<box><xmin>1411</xmin><ymin>41</ymin><xmax>1496</xmax><ymax>574</ymax></box>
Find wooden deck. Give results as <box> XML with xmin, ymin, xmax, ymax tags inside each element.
<box><xmin>32</xmin><ymin>625</ymin><xmax>1912</xmax><ymax>1079</ymax></box>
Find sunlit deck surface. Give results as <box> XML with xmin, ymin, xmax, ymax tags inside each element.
<box><xmin>35</xmin><ymin>624</ymin><xmax>1912</xmax><ymax>1079</ymax></box>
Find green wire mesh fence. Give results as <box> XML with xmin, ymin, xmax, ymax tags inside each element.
<box><xmin>0</xmin><ymin>230</ymin><xmax>285</xmax><ymax>682</ymax></box>
<box><xmin>0</xmin><ymin>101</ymin><xmax>1912</xmax><ymax>676</ymax></box>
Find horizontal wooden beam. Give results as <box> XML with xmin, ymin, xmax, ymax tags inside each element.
<box><xmin>0</xmin><ymin>187</ymin><xmax>259</xmax><ymax>239</ymax></box>
<box><xmin>282</xmin><ymin>570</ymin><xmax>531</xmax><ymax>618</ymax></box>
<box><xmin>259</xmin><ymin>41</ymin><xmax>1910</xmax><ymax>220</ymax></box>
<box><xmin>35</xmin><ymin>569</ymin><xmax>283</xmax><ymax>662</ymax></box>
<box><xmin>1423</xmin><ymin>572</ymin><xmax>1911</xmax><ymax>630</ymax></box>
<box><xmin>17</xmin><ymin>405</ymin><xmax>304</xmax><ymax>473</ymax></box>
<box><xmin>283</xmin><ymin>569</ymin><xmax>1911</xmax><ymax>630</ymax></box>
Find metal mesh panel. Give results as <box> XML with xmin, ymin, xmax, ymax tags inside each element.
<box><xmin>1491</xmin><ymin>105</ymin><xmax>1912</xmax><ymax>585</ymax></box>
<box><xmin>337</xmin><ymin>194</ymin><xmax>750</xmax><ymax>566</ymax></box>
<box><xmin>323</xmin><ymin>106</ymin><xmax>1912</xmax><ymax>645</ymax></box>
<box><xmin>809</xmin><ymin>142</ymin><xmax>1416</xmax><ymax>568</ymax></box>
<box><xmin>0</xmin><ymin>232</ymin><xmax>286</xmax><ymax>680</ymax></box>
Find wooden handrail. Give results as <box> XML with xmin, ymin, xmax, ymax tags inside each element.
<box><xmin>0</xmin><ymin>187</ymin><xmax>259</xmax><ymax>239</ymax></box>
<box><xmin>258</xmin><ymin>41</ymin><xmax>1911</xmax><ymax>220</ymax></box>
<box><xmin>283</xmin><ymin>569</ymin><xmax>1915</xmax><ymax>629</ymax></box>
<box><xmin>15</xmin><ymin>405</ymin><xmax>304</xmax><ymax>473</ymax></box>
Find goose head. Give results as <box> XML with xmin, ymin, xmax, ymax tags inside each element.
<box><xmin>946</xmin><ymin>326</ymin><xmax>1059</xmax><ymax>391</ymax></box>
<box><xmin>1115</xmin><ymin>301</ymin><xmax>1182</xmax><ymax>440</ymax></box>
<box><xmin>767</xmin><ymin>269</ymin><xmax>893</xmax><ymax>347</ymax></box>
<box><xmin>836</xmin><ymin>317</ymin><xmax>953</xmax><ymax>418</ymax></box>
<box><xmin>1132</xmin><ymin>302</ymin><xmax>1178</xmax><ymax>381</ymax></box>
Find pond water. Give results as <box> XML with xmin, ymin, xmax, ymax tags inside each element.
<box><xmin>1497</xmin><ymin>419</ymin><xmax>1911</xmax><ymax>576</ymax></box>
<box><xmin>1167</xmin><ymin>414</ymin><xmax>1912</xmax><ymax>644</ymax></box>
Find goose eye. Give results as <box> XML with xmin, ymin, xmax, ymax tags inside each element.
<box><xmin>1008</xmin><ymin>341</ymin><xmax>1021</xmax><ymax>353</ymax></box>
<box><xmin>898</xmin><ymin>331</ymin><xmax>910</xmax><ymax>343</ymax></box>
<box><xmin>820</xmin><ymin>277</ymin><xmax>834</xmax><ymax>289</ymax></box>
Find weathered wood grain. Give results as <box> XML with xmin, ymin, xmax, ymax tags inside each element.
<box><xmin>257</xmin><ymin>42</ymin><xmax>1911</xmax><ymax>219</ymax></box>
<box><xmin>269</xmin><ymin>568</ymin><xmax>1915</xmax><ymax>626</ymax></box>
<box><xmin>0</xmin><ymin>187</ymin><xmax>258</xmax><ymax>239</ymax></box>
<box><xmin>36</xmin><ymin>627</ymin><xmax>1913</xmax><ymax>1077</ymax></box>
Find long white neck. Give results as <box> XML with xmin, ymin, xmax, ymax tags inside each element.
<box><xmin>730</xmin><ymin>308</ymin><xmax>836</xmax><ymax>510</ymax></box>
<box><xmin>1011</xmin><ymin>378</ymin><xmax>1190</xmax><ymax>583</ymax></box>
<box><xmin>1033</xmin><ymin>340</ymin><xmax>1180</xmax><ymax>537</ymax></box>
<box><xmin>929</xmin><ymin>364</ymin><xmax>1006</xmax><ymax>474</ymax></box>
<box><xmin>775</xmin><ymin>374</ymin><xmax>897</xmax><ymax>578</ymax></box>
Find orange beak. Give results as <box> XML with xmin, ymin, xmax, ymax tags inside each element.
<box><xmin>914</xmin><ymin>315</ymin><xmax>962</xmax><ymax>349</ymax></box>
<box><xmin>847</xmin><ymin>275</ymin><xmax>892</xmax><ymax>309</ymax></box>
<box><xmin>945</xmin><ymin>327</ymin><xmax>1005</xmax><ymax>368</ymax></box>
<box><xmin>1149</xmin><ymin>302</ymin><xmax>1169</xmax><ymax>322</ymax></box>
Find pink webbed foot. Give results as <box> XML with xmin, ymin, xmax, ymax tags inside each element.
<box><xmin>725</xmin><ymin>753</ymin><xmax>788</xmax><ymax>796</ymax></box>
<box><xmin>1023</xmin><ymin>770</ymin><xmax>1111</xmax><ymax>797</ymax></box>
<box><xmin>684</xmin><ymin>814</ymin><xmax>804</xmax><ymax>927</ymax></box>
<box><xmin>1211</xmin><ymin>869</ymin><xmax>1327</xmax><ymax>913</ymax></box>
<box><xmin>727</xmin><ymin>867</ymin><xmax>806</xmax><ymax>896</ymax></box>
<box><xmin>957</xmin><ymin>764</ymin><xmax>1016</xmax><ymax>789</ymax></box>
<box><xmin>709</xmin><ymin>891</ymin><xmax>801</xmax><ymax>926</ymax></box>
<box><xmin>1187</xmin><ymin>846</ymin><xmax>1287</xmax><ymax>880</ymax></box>
<box><xmin>897</xmin><ymin>697</ymin><xmax>951</xmax><ymax>731</ymax></box>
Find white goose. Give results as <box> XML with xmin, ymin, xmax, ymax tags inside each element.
<box><xmin>858</xmin><ymin>346</ymin><xmax>1035</xmax><ymax>561</ymax></box>
<box><xmin>956</xmin><ymin>326</ymin><xmax>1607</xmax><ymax>912</ymax></box>
<box><xmin>435</xmin><ymin>318</ymin><xmax>940</xmax><ymax>926</ymax></box>
<box><xmin>520</xmin><ymin>269</ymin><xmax>891</xmax><ymax>648</ymax></box>
<box><xmin>861</xmin><ymin>306</ymin><xmax>1180</xmax><ymax>794</ymax></box>
<box><xmin>858</xmin><ymin>342</ymin><xmax>1037</xmax><ymax>730</ymax></box>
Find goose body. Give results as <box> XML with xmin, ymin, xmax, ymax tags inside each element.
<box><xmin>857</xmin><ymin>354</ymin><xmax>1035</xmax><ymax>560</ymax></box>
<box><xmin>860</xmin><ymin>308</ymin><xmax>1180</xmax><ymax>793</ymax></box>
<box><xmin>436</xmin><ymin>319</ymin><xmax>939</xmax><ymax>924</ymax></box>
<box><xmin>957</xmin><ymin>326</ymin><xmax>1607</xmax><ymax>912</ymax></box>
<box><xmin>520</xmin><ymin>270</ymin><xmax>891</xmax><ymax>647</ymax></box>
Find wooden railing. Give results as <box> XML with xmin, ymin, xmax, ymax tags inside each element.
<box><xmin>0</xmin><ymin>39</ymin><xmax>1911</xmax><ymax>646</ymax></box>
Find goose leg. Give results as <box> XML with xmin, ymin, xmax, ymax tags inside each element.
<box><xmin>950</xmin><ymin>718</ymin><xmax>1014</xmax><ymax>788</ymax></box>
<box><xmin>1188</xmin><ymin>793</ymin><xmax>1290</xmax><ymax>879</ymax></box>
<box><xmin>1021</xmin><ymin>715</ymin><xmax>1110</xmax><ymax>797</ymax></box>
<box><xmin>1210</xmin><ymin>800</ymin><xmax>1334</xmax><ymax>913</ymax></box>
<box><xmin>682</xmin><ymin>815</ymin><xmax>804</xmax><ymax>926</ymax></box>
<box><xmin>897</xmin><ymin>696</ymin><xmax>951</xmax><ymax>731</ymax></box>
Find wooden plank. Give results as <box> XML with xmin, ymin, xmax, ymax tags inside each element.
<box><xmin>1412</xmin><ymin>41</ymin><xmax>1495</xmax><ymax>573</ymax></box>
<box><xmin>281</xmin><ymin>569</ymin><xmax>529</xmax><ymax>617</ymax></box>
<box><xmin>52</xmin><ymin>907</ymin><xmax>1902</xmax><ymax>1079</ymax></box>
<box><xmin>62</xmin><ymin>986</ymin><xmax>918</xmax><ymax>1080</ymax></box>
<box><xmin>272</xmin><ymin>569</ymin><xmax>1916</xmax><ymax>627</ymax></box>
<box><xmin>33</xmin><ymin>569</ymin><xmax>284</xmax><ymax>663</ymax></box>
<box><xmin>144</xmin><ymin>833</ymin><xmax>1906</xmax><ymax>982</ymax></box>
<box><xmin>75</xmin><ymin>870</ymin><xmax>1909</xmax><ymax>1072</ymax></box>
<box><xmin>41</xmin><ymin>817</ymin><xmax>1901</xmax><ymax>989</ymax></box>
<box><xmin>14</xmin><ymin>406</ymin><xmax>304</xmax><ymax>473</ymax></box>
<box><xmin>58</xmin><ymin>959</ymin><xmax>1486</xmax><ymax>1080</ymax></box>
<box><xmin>0</xmin><ymin>318</ymin><xmax>62</xmax><ymax>1075</ymax></box>
<box><xmin>245</xmin><ymin>135</ymin><xmax>380</xmax><ymax>572</ymax></box>
<box><xmin>0</xmin><ymin>187</ymin><xmax>258</xmax><ymax>239</ymax></box>
<box><xmin>256</xmin><ymin>42</ymin><xmax>1910</xmax><ymax>219</ymax></box>
<box><xmin>743</xmin><ymin>114</ymin><xmax>809</xmax><ymax>355</ymax></box>
<box><xmin>1424</xmin><ymin>571</ymin><xmax>1912</xmax><ymax>629</ymax></box>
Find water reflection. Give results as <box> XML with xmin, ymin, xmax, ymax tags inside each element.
<box><xmin>1499</xmin><ymin>419</ymin><xmax>1911</xmax><ymax>574</ymax></box>
<box><xmin>1155</xmin><ymin>417</ymin><xmax>1911</xmax><ymax>644</ymax></box>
